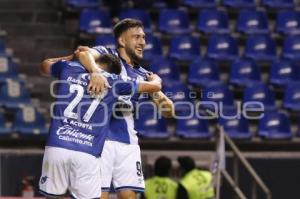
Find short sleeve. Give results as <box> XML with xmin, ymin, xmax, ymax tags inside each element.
<box><xmin>51</xmin><ymin>60</ymin><xmax>67</xmax><ymax>78</ymax></box>
<box><xmin>92</xmin><ymin>46</ymin><xmax>110</xmax><ymax>55</ymax></box>
<box><xmin>111</xmin><ymin>76</ymin><xmax>139</xmax><ymax>96</ymax></box>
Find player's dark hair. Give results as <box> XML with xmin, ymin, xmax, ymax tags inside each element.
<box><xmin>98</xmin><ymin>54</ymin><xmax>121</xmax><ymax>74</ymax></box>
<box><xmin>113</xmin><ymin>18</ymin><xmax>144</xmax><ymax>47</ymax></box>
<box><xmin>178</xmin><ymin>156</ymin><xmax>196</xmax><ymax>174</ymax></box>
<box><xmin>154</xmin><ymin>156</ymin><xmax>172</xmax><ymax>177</ymax></box>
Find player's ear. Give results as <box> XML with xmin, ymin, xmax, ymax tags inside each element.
<box><xmin>118</xmin><ymin>37</ymin><xmax>125</xmax><ymax>48</ymax></box>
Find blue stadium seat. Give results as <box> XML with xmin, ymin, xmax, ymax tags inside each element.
<box><xmin>243</xmin><ymin>83</ymin><xmax>276</xmax><ymax>111</ymax></box>
<box><xmin>244</xmin><ymin>35</ymin><xmax>277</xmax><ymax>61</ymax></box>
<box><xmin>207</xmin><ymin>35</ymin><xmax>239</xmax><ymax>61</ymax></box>
<box><xmin>188</xmin><ymin>58</ymin><xmax>220</xmax><ymax>87</ymax></box>
<box><xmin>176</xmin><ymin>116</ymin><xmax>212</xmax><ymax>139</ymax></box>
<box><xmin>229</xmin><ymin>59</ymin><xmax>261</xmax><ymax>87</ymax></box>
<box><xmin>0</xmin><ymin>80</ymin><xmax>31</xmax><ymax>108</ymax></box>
<box><xmin>0</xmin><ymin>39</ymin><xmax>5</xmax><ymax>55</ymax></box>
<box><xmin>169</xmin><ymin>36</ymin><xmax>200</xmax><ymax>61</ymax></box>
<box><xmin>262</xmin><ymin>0</ymin><xmax>295</xmax><ymax>9</ymax></box>
<box><xmin>197</xmin><ymin>9</ymin><xmax>230</xmax><ymax>34</ymax></box>
<box><xmin>222</xmin><ymin>0</ymin><xmax>256</xmax><ymax>8</ymax></box>
<box><xmin>183</xmin><ymin>0</ymin><xmax>216</xmax><ymax>8</ymax></box>
<box><xmin>144</xmin><ymin>35</ymin><xmax>163</xmax><ymax>61</ymax></box>
<box><xmin>283</xmin><ymin>36</ymin><xmax>300</xmax><ymax>60</ymax></box>
<box><xmin>201</xmin><ymin>83</ymin><xmax>235</xmax><ymax>111</ymax></box>
<box><xmin>258</xmin><ymin>111</ymin><xmax>292</xmax><ymax>139</ymax></box>
<box><xmin>135</xmin><ymin>105</ymin><xmax>169</xmax><ymax>139</ymax></box>
<box><xmin>0</xmin><ymin>56</ymin><xmax>18</xmax><ymax>81</ymax></box>
<box><xmin>95</xmin><ymin>35</ymin><xmax>116</xmax><ymax>49</ymax></box>
<box><xmin>158</xmin><ymin>9</ymin><xmax>191</xmax><ymax>35</ymax></box>
<box><xmin>276</xmin><ymin>11</ymin><xmax>300</xmax><ymax>35</ymax></box>
<box><xmin>12</xmin><ymin>106</ymin><xmax>47</xmax><ymax>136</ymax></box>
<box><xmin>219</xmin><ymin>108</ymin><xmax>251</xmax><ymax>139</ymax></box>
<box><xmin>283</xmin><ymin>82</ymin><xmax>300</xmax><ymax>111</ymax></box>
<box><xmin>65</xmin><ymin>0</ymin><xmax>99</xmax><ymax>9</ymax></box>
<box><xmin>79</xmin><ymin>10</ymin><xmax>112</xmax><ymax>34</ymax></box>
<box><xmin>163</xmin><ymin>81</ymin><xmax>191</xmax><ymax>103</ymax></box>
<box><xmin>237</xmin><ymin>10</ymin><xmax>269</xmax><ymax>34</ymax></box>
<box><xmin>150</xmin><ymin>57</ymin><xmax>180</xmax><ymax>82</ymax></box>
<box><xmin>0</xmin><ymin>112</ymin><xmax>10</xmax><ymax>135</ymax></box>
<box><xmin>269</xmin><ymin>59</ymin><xmax>298</xmax><ymax>87</ymax></box>
<box><xmin>119</xmin><ymin>9</ymin><xmax>152</xmax><ymax>33</ymax></box>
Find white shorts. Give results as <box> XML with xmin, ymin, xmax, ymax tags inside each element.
<box><xmin>39</xmin><ymin>147</ymin><xmax>102</xmax><ymax>199</ymax></box>
<box><xmin>100</xmin><ymin>140</ymin><xmax>145</xmax><ymax>192</ymax></box>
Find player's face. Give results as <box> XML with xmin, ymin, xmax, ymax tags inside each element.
<box><xmin>122</xmin><ymin>27</ymin><xmax>146</xmax><ymax>62</ymax></box>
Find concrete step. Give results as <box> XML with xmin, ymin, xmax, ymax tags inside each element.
<box><xmin>0</xmin><ymin>0</ymin><xmax>61</xmax><ymax>10</ymax></box>
<box><xmin>0</xmin><ymin>10</ymin><xmax>62</xmax><ymax>24</ymax></box>
<box><xmin>1</xmin><ymin>24</ymin><xmax>65</xmax><ymax>36</ymax></box>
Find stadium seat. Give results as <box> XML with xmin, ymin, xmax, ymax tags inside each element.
<box><xmin>135</xmin><ymin>105</ymin><xmax>169</xmax><ymax>139</ymax></box>
<box><xmin>163</xmin><ymin>81</ymin><xmax>191</xmax><ymax>103</ymax></box>
<box><xmin>258</xmin><ymin>111</ymin><xmax>292</xmax><ymax>139</ymax></box>
<box><xmin>197</xmin><ymin>9</ymin><xmax>230</xmax><ymax>34</ymax></box>
<box><xmin>12</xmin><ymin>106</ymin><xmax>47</xmax><ymax>136</ymax></box>
<box><xmin>169</xmin><ymin>36</ymin><xmax>200</xmax><ymax>61</ymax></box>
<box><xmin>119</xmin><ymin>9</ymin><xmax>152</xmax><ymax>34</ymax></box>
<box><xmin>237</xmin><ymin>10</ymin><xmax>269</xmax><ymax>35</ymax></box>
<box><xmin>144</xmin><ymin>35</ymin><xmax>163</xmax><ymax>61</ymax></box>
<box><xmin>158</xmin><ymin>9</ymin><xmax>191</xmax><ymax>35</ymax></box>
<box><xmin>262</xmin><ymin>0</ymin><xmax>295</xmax><ymax>9</ymax></box>
<box><xmin>243</xmin><ymin>83</ymin><xmax>276</xmax><ymax>111</ymax></box>
<box><xmin>222</xmin><ymin>0</ymin><xmax>256</xmax><ymax>8</ymax></box>
<box><xmin>79</xmin><ymin>10</ymin><xmax>112</xmax><ymax>34</ymax></box>
<box><xmin>183</xmin><ymin>0</ymin><xmax>216</xmax><ymax>8</ymax></box>
<box><xmin>244</xmin><ymin>35</ymin><xmax>277</xmax><ymax>61</ymax></box>
<box><xmin>150</xmin><ymin>57</ymin><xmax>180</xmax><ymax>82</ymax></box>
<box><xmin>207</xmin><ymin>35</ymin><xmax>239</xmax><ymax>61</ymax></box>
<box><xmin>276</xmin><ymin>11</ymin><xmax>300</xmax><ymax>35</ymax></box>
<box><xmin>229</xmin><ymin>59</ymin><xmax>261</xmax><ymax>87</ymax></box>
<box><xmin>65</xmin><ymin>0</ymin><xmax>99</xmax><ymax>9</ymax></box>
<box><xmin>188</xmin><ymin>58</ymin><xmax>221</xmax><ymax>87</ymax></box>
<box><xmin>176</xmin><ymin>116</ymin><xmax>212</xmax><ymax>139</ymax></box>
<box><xmin>0</xmin><ymin>56</ymin><xmax>18</xmax><ymax>81</ymax></box>
<box><xmin>269</xmin><ymin>59</ymin><xmax>298</xmax><ymax>87</ymax></box>
<box><xmin>219</xmin><ymin>108</ymin><xmax>252</xmax><ymax>139</ymax></box>
<box><xmin>0</xmin><ymin>112</ymin><xmax>10</xmax><ymax>135</ymax></box>
<box><xmin>95</xmin><ymin>35</ymin><xmax>116</xmax><ymax>49</ymax></box>
<box><xmin>283</xmin><ymin>36</ymin><xmax>300</xmax><ymax>60</ymax></box>
<box><xmin>201</xmin><ymin>83</ymin><xmax>235</xmax><ymax>112</ymax></box>
<box><xmin>0</xmin><ymin>79</ymin><xmax>31</xmax><ymax>108</ymax></box>
<box><xmin>0</xmin><ymin>39</ymin><xmax>5</xmax><ymax>55</ymax></box>
<box><xmin>283</xmin><ymin>82</ymin><xmax>300</xmax><ymax>111</ymax></box>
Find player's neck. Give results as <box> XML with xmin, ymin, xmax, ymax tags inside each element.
<box><xmin>118</xmin><ymin>48</ymin><xmax>134</xmax><ymax>67</ymax></box>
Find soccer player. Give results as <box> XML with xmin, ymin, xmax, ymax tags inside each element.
<box><xmin>38</xmin><ymin>53</ymin><xmax>162</xmax><ymax>199</ymax></box>
<box><xmin>75</xmin><ymin>18</ymin><xmax>174</xmax><ymax>199</ymax></box>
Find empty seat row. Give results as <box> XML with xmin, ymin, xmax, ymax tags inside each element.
<box><xmin>0</xmin><ymin>106</ymin><xmax>47</xmax><ymax>135</ymax></box>
<box><xmin>95</xmin><ymin>34</ymin><xmax>300</xmax><ymax>62</ymax></box>
<box><xmin>135</xmin><ymin>104</ymin><xmax>295</xmax><ymax>140</ymax></box>
<box><xmin>66</xmin><ymin>0</ymin><xmax>296</xmax><ymax>10</ymax></box>
<box><xmin>79</xmin><ymin>9</ymin><xmax>300</xmax><ymax>35</ymax></box>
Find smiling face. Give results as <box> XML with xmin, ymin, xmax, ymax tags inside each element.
<box><xmin>118</xmin><ymin>27</ymin><xmax>146</xmax><ymax>63</ymax></box>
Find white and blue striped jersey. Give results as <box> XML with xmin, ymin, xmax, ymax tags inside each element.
<box><xmin>92</xmin><ymin>46</ymin><xmax>150</xmax><ymax>144</ymax></box>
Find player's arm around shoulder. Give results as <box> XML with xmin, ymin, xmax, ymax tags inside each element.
<box><xmin>147</xmin><ymin>73</ymin><xmax>174</xmax><ymax>118</ymax></box>
<box><xmin>75</xmin><ymin>46</ymin><xmax>110</xmax><ymax>95</ymax></box>
<box><xmin>138</xmin><ymin>73</ymin><xmax>162</xmax><ymax>93</ymax></box>
<box><xmin>40</xmin><ymin>54</ymin><xmax>74</xmax><ymax>76</ymax></box>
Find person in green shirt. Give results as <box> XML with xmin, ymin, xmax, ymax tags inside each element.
<box><xmin>144</xmin><ymin>156</ymin><xmax>178</xmax><ymax>199</ymax></box>
<box><xmin>177</xmin><ymin>156</ymin><xmax>215</xmax><ymax>199</ymax></box>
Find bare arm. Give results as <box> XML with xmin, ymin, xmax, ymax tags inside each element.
<box><xmin>40</xmin><ymin>54</ymin><xmax>73</xmax><ymax>76</ymax></box>
<box><xmin>138</xmin><ymin>74</ymin><xmax>162</xmax><ymax>93</ymax></box>
<box><xmin>75</xmin><ymin>46</ymin><xmax>110</xmax><ymax>94</ymax></box>
<box><xmin>144</xmin><ymin>73</ymin><xmax>174</xmax><ymax>118</ymax></box>
<box><xmin>151</xmin><ymin>91</ymin><xmax>174</xmax><ymax>118</ymax></box>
